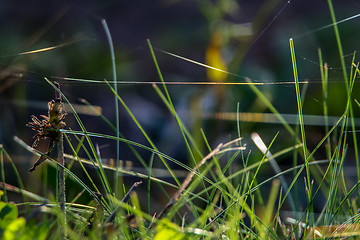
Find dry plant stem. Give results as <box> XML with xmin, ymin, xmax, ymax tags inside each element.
<box><xmin>58</xmin><ymin>133</ymin><xmax>66</xmax><ymax>211</ymax></box>
<box><xmin>147</xmin><ymin>143</ymin><xmax>224</xmax><ymax>230</ymax></box>
<box><xmin>28</xmin><ymin>140</ymin><xmax>56</xmax><ymax>172</ymax></box>
<box><xmin>58</xmin><ymin>132</ymin><xmax>66</xmax><ymax>239</ymax></box>
<box><xmin>56</xmin><ymin>82</ymin><xmax>66</xmax><ymax>239</ymax></box>
<box><xmin>106</xmin><ymin>181</ymin><xmax>142</xmax><ymax>223</ymax></box>
<box><xmin>27</xmin><ymin>82</ymin><xmax>66</xmax><ymax>172</ymax></box>
<box><xmin>26</xmin><ymin>81</ymin><xmax>67</xmax><ymax>238</ymax></box>
<box><xmin>121</xmin><ymin>181</ymin><xmax>142</xmax><ymax>203</ymax></box>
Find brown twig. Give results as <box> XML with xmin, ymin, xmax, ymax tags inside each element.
<box><xmin>106</xmin><ymin>181</ymin><xmax>143</xmax><ymax>223</ymax></box>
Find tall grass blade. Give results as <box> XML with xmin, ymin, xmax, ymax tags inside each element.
<box><xmin>252</xmin><ymin>132</ymin><xmax>295</xmax><ymax>211</ymax></box>
<box><xmin>101</xmin><ymin>19</ymin><xmax>121</xmax><ymax>199</ymax></box>
<box><xmin>0</xmin><ymin>145</ymin><xmax>29</xmax><ymax>208</ymax></box>
<box><xmin>328</xmin><ymin>0</ymin><xmax>360</xmax><ymax>195</ymax></box>
<box><xmin>104</xmin><ymin>80</ymin><xmax>181</xmax><ymax>187</ymax></box>
<box><xmin>318</xmin><ymin>48</ymin><xmax>332</xmax><ymax>160</ymax></box>
<box><xmin>0</xmin><ymin>146</ymin><xmax>7</xmax><ymax>202</ymax></box>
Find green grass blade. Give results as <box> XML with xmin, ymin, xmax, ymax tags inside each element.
<box><xmin>241</xmin><ymin>131</ymin><xmax>279</xmax><ymax>218</ymax></box>
<box><xmin>147</xmin><ymin>40</ymin><xmax>208</xmax><ymax>207</ymax></box>
<box><xmin>289</xmin><ymin>38</ymin><xmax>309</xmax><ymax>185</ymax></box>
<box><xmin>0</xmin><ymin>145</ymin><xmax>29</xmax><ymax>208</ymax></box>
<box><xmin>318</xmin><ymin>48</ymin><xmax>332</xmax><ymax>159</ymax></box>
<box><xmin>263</xmin><ymin>179</ymin><xmax>280</xmax><ymax>235</ymax></box>
<box><xmin>80</xmin><ymin>98</ymin><xmax>149</xmax><ymax>169</ymax></box>
<box><xmin>289</xmin><ymin>38</ymin><xmax>314</xmax><ymax>226</ymax></box>
<box><xmin>63</xmin><ymin>133</ymin><xmax>100</xmax><ymax>193</ymax></box>
<box><xmin>104</xmin><ymin>79</ymin><xmax>181</xmax><ymax>187</ymax></box>
<box><xmin>101</xmin><ymin>19</ymin><xmax>121</xmax><ymax>198</ymax></box>
<box><xmin>327</xmin><ymin>0</ymin><xmax>348</xmax><ymax>85</ymax></box>
<box><xmin>0</xmin><ymin>146</ymin><xmax>7</xmax><ymax>202</ymax></box>
<box><xmin>14</xmin><ymin>136</ymin><xmax>111</xmax><ymax>214</ymax></box>
<box><xmin>61</xmin><ymin>129</ymin><xmax>236</xmax><ymax>201</ymax></box>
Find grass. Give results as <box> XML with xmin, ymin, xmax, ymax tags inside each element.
<box><xmin>1</xmin><ymin>1</ymin><xmax>360</xmax><ymax>239</ymax></box>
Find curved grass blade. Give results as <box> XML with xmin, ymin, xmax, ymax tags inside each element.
<box><xmin>103</xmin><ymin>79</ymin><xmax>181</xmax><ymax>187</ymax></box>
<box><xmin>101</xmin><ymin>19</ymin><xmax>121</xmax><ymax>198</ymax></box>
<box><xmin>14</xmin><ymin>136</ymin><xmax>111</xmax><ymax>214</ymax></box>
<box><xmin>60</xmin><ymin>129</ymin><xmax>237</xmax><ymax>201</ymax></box>
<box><xmin>63</xmin><ymin>133</ymin><xmax>100</xmax><ymax>194</ymax></box>
<box><xmin>80</xmin><ymin>98</ymin><xmax>148</xmax><ymax>169</ymax></box>
<box><xmin>0</xmin><ymin>145</ymin><xmax>30</xmax><ymax>209</ymax></box>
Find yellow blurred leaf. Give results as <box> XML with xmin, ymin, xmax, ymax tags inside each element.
<box><xmin>3</xmin><ymin>217</ymin><xmax>26</xmax><ymax>240</ymax></box>
<box><xmin>205</xmin><ymin>32</ymin><xmax>228</xmax><ymax>82</ymax></box>
<box><xmin>154</xmin><ymin>218</ymin><xmax>185</xmax><ymax>240</ymax></box>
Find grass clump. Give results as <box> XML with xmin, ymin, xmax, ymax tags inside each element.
<box><xmin>2</xmin><ymin>1</ymin><xmax>360</xmax><ymax>239</ymax></box>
